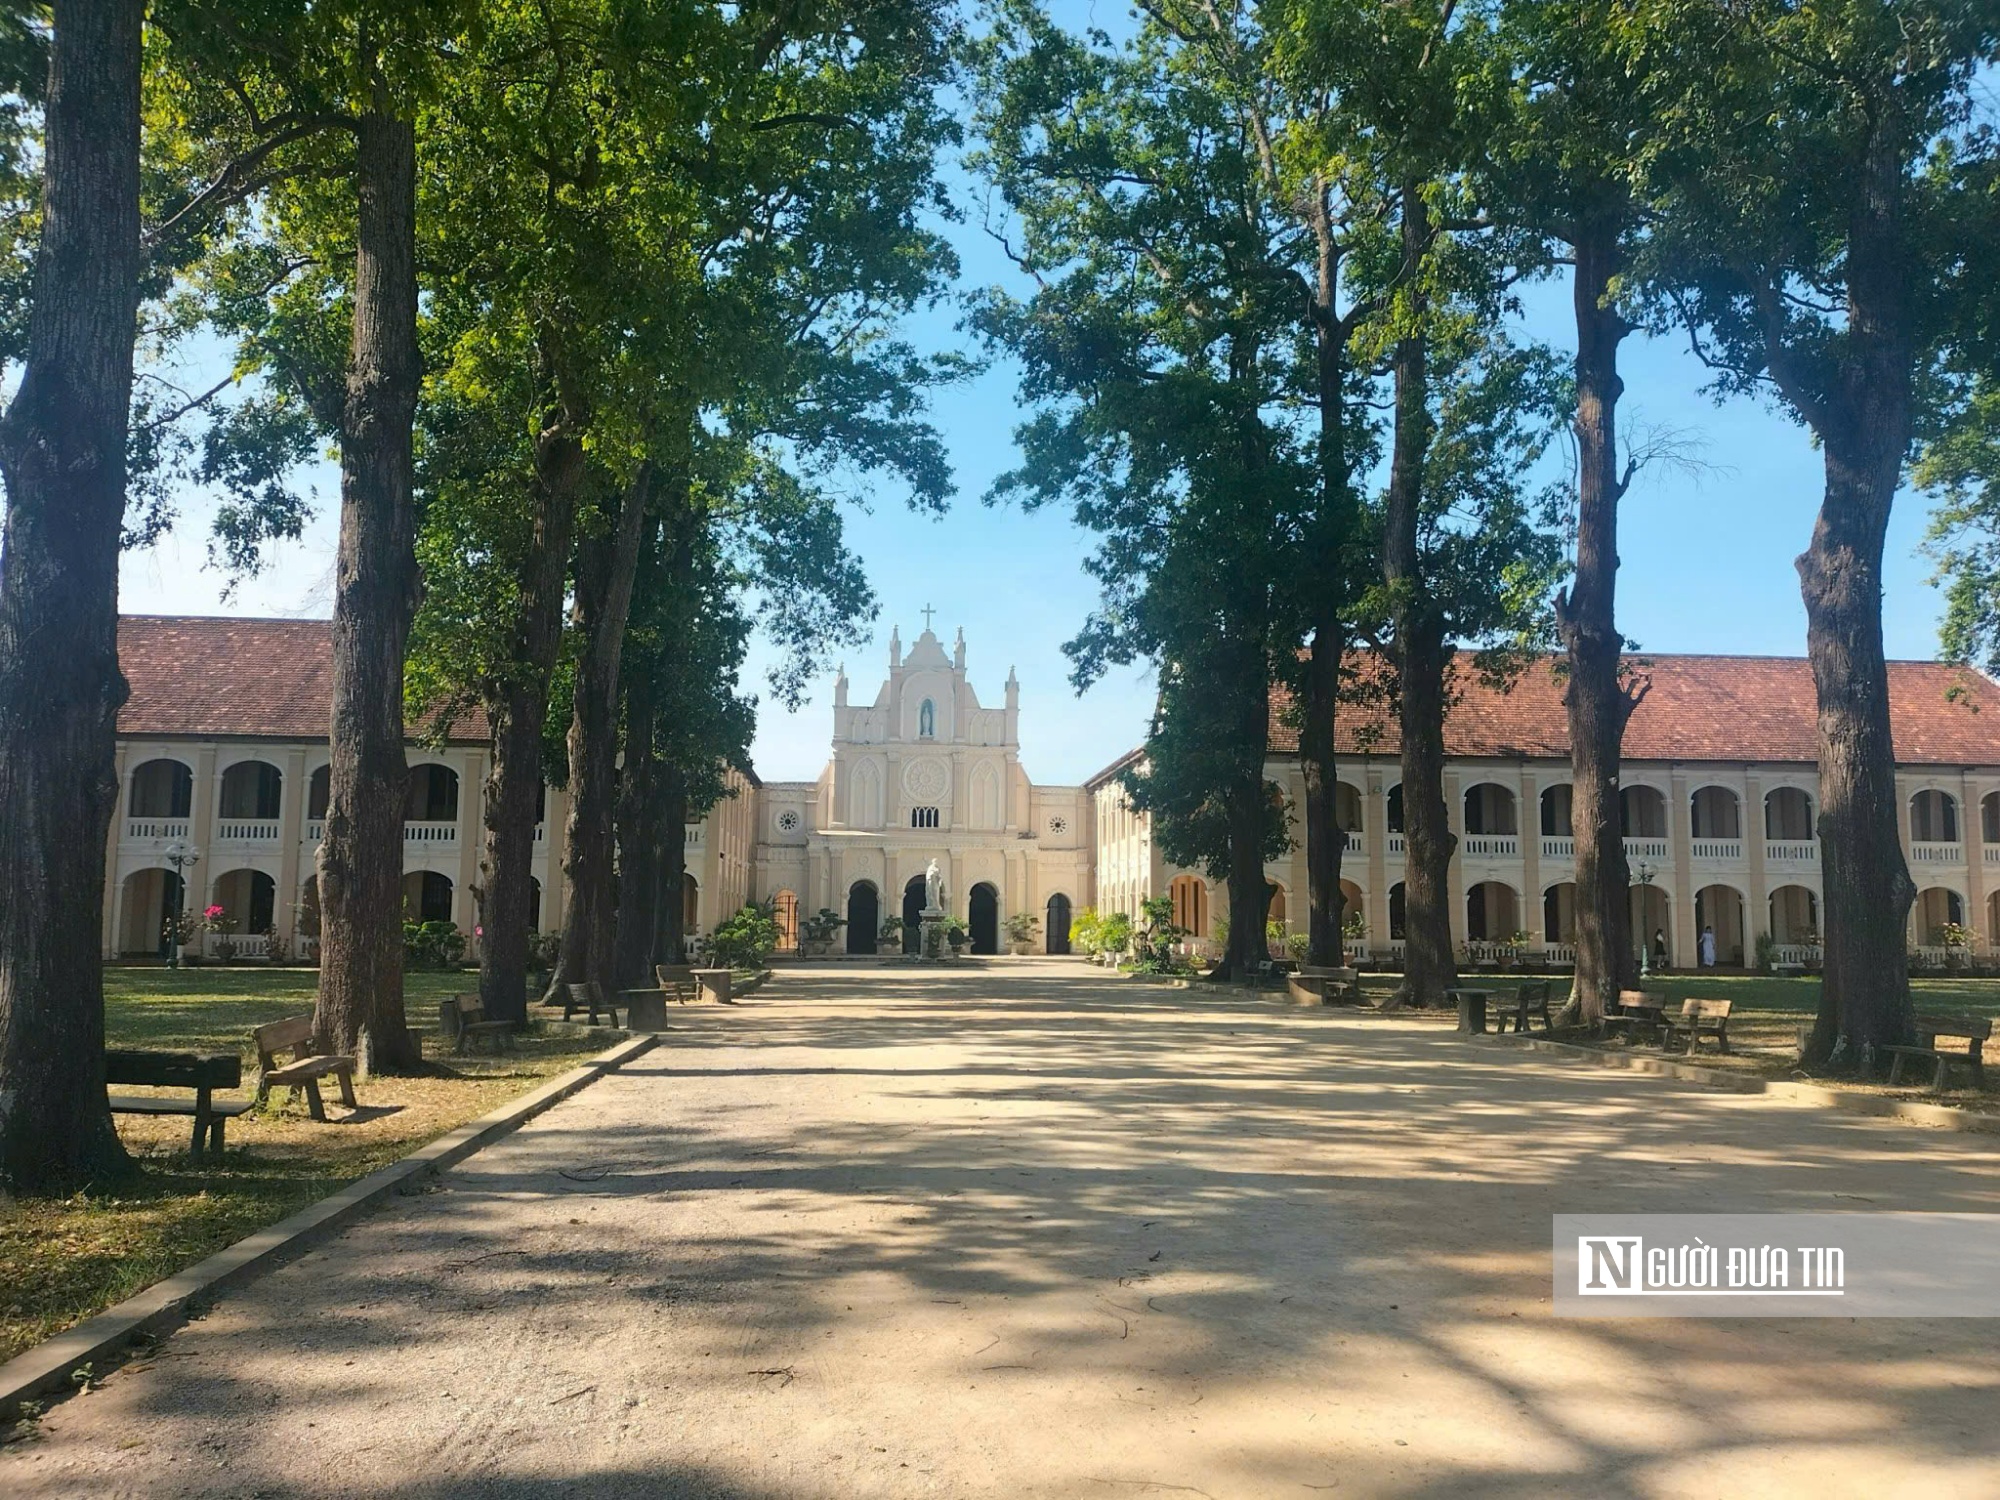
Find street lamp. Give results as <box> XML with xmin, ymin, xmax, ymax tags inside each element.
<box><xmin>1632</xmin><ymin>858</ymin><xmax>1656</xmax><ymax>980</ymax></box>
<box><xmin>163</xmin><ymin>839</ymin><xmax>200</xmax><ymax>969</ymax></box>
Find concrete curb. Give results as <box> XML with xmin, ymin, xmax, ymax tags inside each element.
<box><xmin>1469</xmin><ymin>1031</ymin><xmax>2000</xmax><ymax>1134</ymax></box>
<box><xmin>0</xmin><ymin>1032</ymin><xmax>658</xmax><ymax>1420</ymax></box>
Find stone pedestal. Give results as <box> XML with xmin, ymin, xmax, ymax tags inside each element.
<box><xmin>919</xmin><ymin>905</ymin><xmax>947</xmax><ymax>961</ymax></box>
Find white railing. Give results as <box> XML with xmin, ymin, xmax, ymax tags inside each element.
<box><xmin>305</xmin><ymin>819</ymin><xmax>325</xmax><ymax>843</ymax></box>
<box><xmin>1982</xmin><ymin>844</ymin><xmax>2000</xmax><ymax>867</ymax></box>
<box><xmin>1910</xmin><ymin>841</ymin><xmax>1964</xmax><ymax>865</ymax></box>
<box><xmin>204</xmin><ymin>931</ymin><xmax>270</xmax><ymax>960</ymax></box>
<box><xmin>1689</xmin><ymin>838</ymin><xmax>1743</xmax><ymax>861</ymax></box>
<box><xmin>405</xmin><ymin>821</ymin><xmax>458</xmax><ymax>845</ymax></box>
<box><xmin>1374</xmin><ymin>940</ymin><xmax>1406</xmax><ymax>963</ymax></box>
<box><xmin>1464</xmin><ymin>940</ymin><xmax>1528</xmax><ymax>963</ymax></box>
<box><xmin>1462</xmin><ymin>835</ymin><xmax>1519</xmax><ymax>858</ymax></box>
<box><xmin>1623</xmin><ymin>837</ymin><xmax>1670</xmax><ymax>860</ymax></box>
<box><xmin>685</xmin><ymin>826</ymin><xmax>705</xmax><ymax>847</ymax></box>
<box><xmin>1542</xmin><ymin>836</ymin><xmax>1575</xmax><ymax>859</ymax></box>
<box><xmin>1913</xmin><ymin>944</ymin><xmax>1954</xmax><ymax>968</ymax></box>
<box><xmin>1766</xmin><ymin>840</ymin><xmax>1818</xmax><ymax>863</ymax></box>
<box><xmin>1541</xmin><ymin>942</ymin><xmax>1576</xmax><ymax>965</ymax></box>
<box><xmin>1385</xmin><ymin>833</ymin><xmax>1405</xmax><ymax>856</ymax></box>
<box><xmin>125</xmin><ymin>817</ymin><xmax>190</xmax><ymax>841</ymax></box>
<box><xmin>215</xmin><ymin>818</ymin><xmax>281</xmax><ymax>842</ymax></box>
<box><xmin>1770</xmin><ymin>943</ymin><xmax>1821</xmax><ymax>966</ymax></box>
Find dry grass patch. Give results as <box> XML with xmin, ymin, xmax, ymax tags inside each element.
<box><xmin>0</xmin><ymin>966</ymin><xmax>611</xmax><ymax>1367</ymax></box>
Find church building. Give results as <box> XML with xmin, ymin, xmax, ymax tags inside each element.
<box><xmin>753</xmin><ymin>614</ymin><xmax>1091</xmax><ymax>955</ymax></box>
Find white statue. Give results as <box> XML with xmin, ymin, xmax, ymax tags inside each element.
<box><xmin>924</xmin><ymin>858</ymin><xmax>943</xmax><ymax>911</ymax></box>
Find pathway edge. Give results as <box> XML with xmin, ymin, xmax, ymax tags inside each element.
<box><xmin>0</xmin><ymin>1032</ymin><xmax>658</xmax><ymax>1420</ymax></box>
<box><xmin>1471</xmin><ymin>1032</ymin><xmax>2000</xmax><ymax>1134</ymax></box>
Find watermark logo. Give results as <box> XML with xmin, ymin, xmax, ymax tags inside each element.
<box><xmin>1555</xmin><ymin>1214</ymin><xmax>2000</xmax><ymax>1317</ymax></box>
<box><xmin>1576</xmin><ymin>1233</ymin><xmax>1843</xmax><ymax>1297</ymax></box>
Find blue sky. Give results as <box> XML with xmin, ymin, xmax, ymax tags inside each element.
<box><xmin>118</xmin><ymin>14</ymin><xmax>1955</xmax><ymax>789</ymax></box>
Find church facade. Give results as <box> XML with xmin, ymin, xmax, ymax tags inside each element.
<box><xmin>753</xmin><ymin>619</ymin><xmax>1092</xmax><ymax>955</ymax></box>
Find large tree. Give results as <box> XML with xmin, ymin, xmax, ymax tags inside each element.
<box><xmin>978</xmin><ymin>2</ymin><xmax>1364</xmax><ymax>979</ymax></box>
<box><xmin>1642</xmin><ymin>0</ymin><xmax>2000</xmax><ymax>1068</ymax></box>
<box><xmin>0</xmin><ymin>0</ymin><xmax>144</xmax><ymax>1193</ymax></box>
<box><xmin>1483</xmin><ymin>0</ymin><xmax>1660</xmax><ymax>1022</ymax></box>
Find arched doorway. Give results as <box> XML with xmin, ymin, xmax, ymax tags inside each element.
<box><xmin>773</xmin><ymin>890</ymin><xmax>799</xmax><ymax>952</ymax></box>
<box><xmin>403</xmin><ymin>870</ymin><xmax>455</xmax><ymax>924</ymax></box>
<box><xmin>1046</xmin><ymin>893</ymin><xmax>1073</xmax><ymax>954</ymax></box>
<box><xmin>119</xmin><ymin>867</ymin><xmax>184</xmax><ymax>956</ymax></box>
<box><xmin>1543</xmin><ymin>882</ymin><xmax>1577</xmax><ymax>946</ymax></box>
<box><xmin>969</xmin><ymin>882</ymin><xmax>999</xmax><ymax>954</ymax></box>
<box><xmin>1169</xmin><ymin>874</ymin><xmax>1208</xmax><ymax>938</ymax></box>
<box><xmin>1629</xmin><ymin>885</ymin><xmax>1671</xmax><ymax>965</ymax></box>
<box><xmin>1694</xmin><ymin>884</ymin><xmax>1745</xmax><ymax>966</ymax></box>
<box><xmin>298</xmin><ymin>874</ymin><xmax>322</xmax><ymax>955</ymax></box>
<box><xmin>210</xmin><ymin>868</ymin><xmax>277</xmax><ymax>937</ymax></box>
<box><xmin>527</xmin><ymin>876</ymin><xmax>542</xmax><ymax>932</ymax></box>
<box><xmin>846</xmin><ymin>881</ymin><xmax>879</xmax><ymax>954</ymax></box>
<box><xmin>683</xmin><ymin>874</ymin><xmax>700</xmax><ymax>935</ymax></box>
<box><xmin>1768</xmin><ymin>884</ymin><xmax>1818</xmax><ymax>945</ymax></box>
<box><xmin>127</xmin><ymin>758</ymin><xmax>193</xmax><ymax>821</ymax></box>
<box><xmin>219</xmin><ymin>760</ymin><xmax>283</xmax><ymax>822</ymax></box>
<box><xmin>902</xmin><ymin>875</ymin><xmax>926</xmax><ymax>954</ymax></box>
<box><xmin>1465</xmin><ymin>881</ymin><xmax>1519</xmax><ymax>942</ymax></box>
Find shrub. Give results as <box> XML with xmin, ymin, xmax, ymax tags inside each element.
<box><xmin>711</xmin><ymin>904</ymin><xmax>781</xmax><ymax>969</ymax></box>
<box><xmin>528</xmin><ymin>931</ymin><xmax>561</xmax><ymax>973</ymax></box>
<box><xmin>403</xmin><ymin>919</ymin><xmax>467</xmax><ymax>970</ymax></box>
<box><xmin>1004</xmin><ymin>911</ymin><xmax>1041</xmax><ymax>945</ymax></box>
<box><xmin>1070</xmin><ymin>905</ymin><xmax>1103</xmax><ymax>954</ymax></box>
<box><xmin>1097</xmin><ymin>911</ymin><xmax>1133</xmax><ymax>955</ymax></box>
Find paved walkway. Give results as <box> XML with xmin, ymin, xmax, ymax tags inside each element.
<box><xmin>9</xmin><ymin>961</ymin><xmax>2000</xmax><ymax>1499</ymax></box>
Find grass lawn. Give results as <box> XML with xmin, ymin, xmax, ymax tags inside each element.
<box><xmin>0</xmin><ymin>965</ymin><xmax>613</xmax><ymax>1368</ymax></box>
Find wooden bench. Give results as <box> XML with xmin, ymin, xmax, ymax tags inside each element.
<box><xmin>1598</xmin><ymin>989</ymin><xmax>1668</xmax><ymax>1044</ymax></box>
<box><xmin>655</xmin><ymin>964</ymin><xmax>697</xmax><ymax>1004</ymax></box>
<box><xmin>106</xmin><ymin>1049</ymin><xmax>251</xmax><ymax>1160</ymax></box>
<box><xmin>442</xmin><ymin>993</ymin><xmax>516</xmax><ymax>1056</ymax></box>
<box><xmin>1663</xmin><ymin>997</ymin><xmax>1733</xmax><ymax>1056</ymax></box>
<box><xmin>559</xmin><ymin>980</ymin><xmax>620</xmax><ymax>1027</ymax></box>
<box><xmin>1493</xmin><ymin>980</ymin><xmax>1554</xmax><ymax>1035</ymax></box>
<box><xmin>1884</xmin><ymin>1012</ymin><xmax>1990</xmax><ymax>1093</ymax></box>
<box><xmin>253</xmin><ymin>1016</ymin><xmax>358</xmax><ymax>1120</ymax></box>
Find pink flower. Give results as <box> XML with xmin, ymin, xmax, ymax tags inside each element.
<box><xmin>204</xmin><ymin>905</ymin><xmax>224</xmax><ymax>920</ymax></box>
<box><xmin>474</xmin><ymin>926</ymin><xmax>483</xmax><ymax>938</ymax></box>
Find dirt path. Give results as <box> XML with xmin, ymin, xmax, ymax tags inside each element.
<box><xmin>8</xmin><ymin>961</ymin><xmax>2000</xmax><ymax>1499</ymax></box>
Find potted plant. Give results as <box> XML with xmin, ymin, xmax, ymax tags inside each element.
<box><xmin>1500</xmin><ymin>929</ymin><xmax>1531</xmax><ymax>970</ymax></box>
<box><xmin>800</xmin><ymin>907</ymin><xmax>845</xmax><ymax>957</ymax></box>
<box><xmin>1097</xmin><ymin>911</ymin><xmax>1133</xmax><ymax>965</ymax></box>
<box><xmin>204</xmin><ymin>905</ymin><xmax>238</xmax><ymax>961</ymax></box>
<box><xmin>1004</xmin><ymin>910</ymin><xmax>1041</xmax><ymax>955</ymax></box>
<box><xmin>1940</xmin><ymin>921</ymin><xmax>1977</xmax><ymax>970</ymax></box>
<box><xmin>945</xmin><ymin>918</ymin><xmax>969</xmax><ymax>954</ymax></box>
<box><xmin>877</xmin><ymin>915</ymin><xmax>905</xmax><ymax>954</ymax></box>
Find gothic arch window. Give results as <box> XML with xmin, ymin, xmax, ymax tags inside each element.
<box><xmin>911</xmin><ymin>806</ymin><xmax>940</xmax><ymax>829</ymax></box>
<box><xmin>919</xmin><ymin>698</ymin><xmax>935</xmax><ymax>737</ymax></box>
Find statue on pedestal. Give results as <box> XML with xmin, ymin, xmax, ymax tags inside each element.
<box><xmin>923</xmin><ymin>858</ymin><xmax>943</xmax><ymax>914</ymax></box>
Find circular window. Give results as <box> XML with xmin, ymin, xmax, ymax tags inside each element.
<box><xmin>903</xmin><ymin>757</ymin><xmax>950</xmax><ymax>803</ymax></box>
<box><xmin>775</xmin><ymin>809</ymin><xmax>801</xmax><ymax>833</ymax></box>
<box><xmin>1048</xmin><ymin>814</ymin><xmax>1069</xmax><ymax>836</ymax></box>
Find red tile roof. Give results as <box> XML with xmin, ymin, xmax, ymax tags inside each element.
<box><xmin>116</xmin><ymin>616</ymin><xmax>488</xmax><ymax>743</ymax></box>
<box><xmin>1258</xmin><ymin>652</ymin><xmax>2000</xmax><ymax>767</ymax></box>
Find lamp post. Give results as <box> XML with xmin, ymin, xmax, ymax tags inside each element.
<box><xmin>163</xmin><ymin>840</ymin><xmax>200</xmax><ymax>969</ymax></box>
<box><xmin>1632</xmin><ymin>858</ymin><xmax>1656</xmax><ymax>980</ymax></box>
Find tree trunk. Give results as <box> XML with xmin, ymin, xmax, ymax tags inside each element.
<box><xmin>473</xmin><ymin>340</ymin><xmax>585</xmax><ymax>1026</ymax></box>
<box><xmin>1555</xmin><ymin>216</ymin><xmax>1639</xmax><ymax>1027</ymax></box>
<box><xmin>1798</xmin><ymin>124</ymin><xmax>1916</xmax><ymax>1070</ymax></box>
<box><xmin>1298</xmin><ymin>617</ymin><xmax>1346</xmax><ymax>967</ymax></box>
<box><xmin>0</xmin><ymin>0</ymin><xmax>143</xmax><ymax>1193</ymax></box>
<box><xmin>315</xmin><ymin>97</ymin><xmax>423</xmax><ymax>1071</ymax></box>
<box><xmin>1379</xmin><ymin>193</ymin><xmax>1458</xmax><ymax>1007</ymax></box>
<box><xmin>549</xmin><ymin>465</ymin><xmax>653</xmax><ymax>998</ymax></box>
<box><xmin>654</xmin><ymin>767</ymin><xmax>690</xmax><ymax>966</ymax></box>
<box><xmin>1398</xmin><ymin>625</ymin><xmax>1459</xmax><ymax>1006</ymax></box>
<box><xmin>612</xmin><ymin>557</ymin><xmax>664</xmax><ymax>990</ymax></box>
<box><xmin>1301</xmin><ymin>186</ymin><xmax>1358</xmax><ymax>972</ymax></box>
<box><xmin>1222</xmin><ymin>767</ymin><xmax>1273</xmax><ymax>984</ymax></box>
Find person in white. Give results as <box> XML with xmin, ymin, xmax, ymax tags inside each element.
<box><xmin>1698</xmin><ymin>925</ymin><xmax>1717</xmax><ymax>967</ymax></box>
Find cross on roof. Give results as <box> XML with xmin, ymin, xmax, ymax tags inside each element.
<box><xmin>920</xmin><ymin>603</ymin><xmax>936</xmax><ymax>631</ymax></box>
